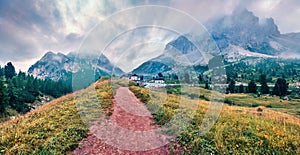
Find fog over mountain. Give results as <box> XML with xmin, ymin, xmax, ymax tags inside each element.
<box><xmin>132</xmin><ymin>8</ymin><xmax>300</xmax><ymax>74</ymax></box>
<box><xmin>27</xmin><ymin>7</ymin><xmax>300</xmax><ymax>80</ymax></box>
<box><xmin>2</xmin><ymin>1</ymin><xmax>300</xmax><ymax>72</ymax></box>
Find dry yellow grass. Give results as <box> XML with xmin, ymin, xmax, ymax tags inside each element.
<box><xmin>0</xmin><ymin>79</ymin><xmax>114</xmax><ymax>154</ymax></box>
<box><xmin>130</xmin><ymin>86</ymin><xmax>300</xmax><ymax>154</ymax></box>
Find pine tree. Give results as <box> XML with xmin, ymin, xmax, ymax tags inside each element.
<box><xmin>228</xmin><ymin>79</ymin><xmax>235</xmax><ymax>93</ymax></box>
<box><xmin>273</xmin><ymin>82</ymin><xmax>281</xmax><ymax>96</ymax></box>
<box><xmin>26</xmin><ymin>75</ymin><xmax>34</xmax><ymax>92</ymax></box>
<box><xmin>173</xmin><ymin>74</ymin><xmax>179</xmax><ymax>80</ymax></box>
<box><xmin>248</xmin><ymin>80</ymin><xmax>257</xmax><ymax>94</ymax></box>
<box><xmin>205</xmin><ymin>82</ymin><xmax>209</xmax><ymax>89</ymax></box>
<box><xmin>273</xmin><ymin>78</ymin><xmax>288</xmax><ymax>96</ymax></box>
<box><xmin>4</xmin><ymin>62</ymin><xmax>16</xmax><ymax>79</ymax></box>
<box><xmin>260</xmin><ymin>74</ymin><xmax>269</xmax><ymax>94</ymax></box>
<box><xmin>0</xmin><ymin>77</ymin><xmax>9</xmax><ymax>113</ymax></box>
<box><xmin>32</xmin><ymin>78</ymin><xmax>39</xmax><ymax>96</ymax></box>
<box><xmin>0</xmin><ymin>66</ymin><xmax>4</xmax><ymax>77</ymax></box>
<box><xmin>158</xmin><ymin>72</ymin><xmax>163</xmax><ymax>78</ymax></box>
<box><xmin>198</xmin><ymin>74</ymin><xmax>203</xmax><ymax>83</ymax></box>
<box><xmin>239</xmin><ymin>84</ymin><xmax>244</xmax><ymax>93</ymax></box>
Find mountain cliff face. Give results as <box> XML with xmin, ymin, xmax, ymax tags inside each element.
<box><xmin>208</xmin><ymin>8</ymin><xmax>281</xmax><ymax>55</ymax></box>
<box><xmin>208</xmin><ymin>8</ymin><xmax>300</xmax><ymax>57</ymax></box>
<box><xmin>28</xmin><ymin>51</ymin><xmax>124</xmax><ymax>81</ymax></box>
<box><xmin>29</xmin><ymin>9</ymin><xmax>300</xmax><ymax>77</ymax></box>
<box><xmin>132</xmin><ymin>8</ymin><xmax>300</xmax><ymax>74</ymax></box>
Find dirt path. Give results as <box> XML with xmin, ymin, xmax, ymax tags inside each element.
<box><xmin>73</xmin><ymin>87</ymin><xmax>170</xmax><ymax>155</ymax></box>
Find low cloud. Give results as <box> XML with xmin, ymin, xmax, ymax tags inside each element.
<box><xmin>0</xmin><ymin>0</ymin><xmax>299</xmax><ymax>72</ymax></box>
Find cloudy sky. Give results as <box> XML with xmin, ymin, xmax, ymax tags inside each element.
<box><xmin>0</xmin><ymin>0</ymin><xmax>300</xmax><ymax>72</ymax></box>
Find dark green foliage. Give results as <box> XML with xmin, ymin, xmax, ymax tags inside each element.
<box><xmin>227</xmin><ymin>79</ymin><xmax>235</xmax><ymax>93</ymax></box>
<box><xmin>158</xmin><ymin>72</ymin><xmax>163</xmax><ymax>78</ymax></box>
<box><xmin>249</xmin><ymin>84</ymin><xmax>256</xmax><ymax>94</ymax></box>
<box><xmin>223</xmin><ymin>58</ymin><xmax>300</xmax><ymax>83</ymax></box>
<box><xmin>4</xmin><ymin>62</ymin><xmax>16</xmax><ymax>79</ymax></box>
<box><xmin>166</xmin><ymin>86</ymin><xmax>182</xmax><ymax>95</ymax></box>
<box><xmin>260</xmin><ymin>74</ymin><xmax>269</xmax><ymax>94</ymax></box>
<box><xmin>239</xmin><ymin>84</ymin><xmax>244</xmax><ymax>93</ymax></box>
<box><xmin>0</xmin><ymin>77</ymin><xmax>9</xmax><ymax>113</ymax></box>
<box><xmin>198</xmin><ymin>74</ymin><xmax>203</xmax><ymax>83</ymax></box>
<box><xmin>0</xmin><ymin>66</ymin><xmax>4</xmax><ymax>77</ymax></box>
<box><xmin>0</xmin><ymin>62</ymin><xmax>72</xmax><ymax>117</ymax></box>
<box><xmin>224</xmin><ymin>98</ymin><xmax>235</xmax><ymax>105</ymax></box>
<box><xmin>205</xmin><ymin>82</ymin><xmax>209</xmax><ymax>90</ymax></box>
<box><xmin>7</xmin><ymin>79</ymin><xmax>31</xmax><ymax>113</ymax></box>
<box><xmin>273</xmin><ymin>78</ymin><xmax>288</xmax><ymax>96</ymax></box>
<box><xmin>173</xmin><ymin>74</ymin><xmax>179</xmax><ymax>80</ymax></box>
<box><xmin>248</xmin><ymin>80</ymin><xmax>257</xmax><ymax>94</ymax></box>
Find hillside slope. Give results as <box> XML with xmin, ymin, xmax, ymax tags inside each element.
<box><xmin>0</xmin><ymin>78</ymin><xmax>114</xmax><ymax>154</ymax></box>
<box><xmin>1</xmin><ymin>80</ymin><xmax>299</xmax><ymax>154</ymax></box>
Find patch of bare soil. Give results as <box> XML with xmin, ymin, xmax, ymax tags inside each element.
<box><xmin>73</xmin><ymin>87</ymin><xmax>172</xmax><ymax>155</ymax></box>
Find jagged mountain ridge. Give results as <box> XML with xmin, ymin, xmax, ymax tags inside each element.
<box><xmin>132</xmin><ymin>8</ymin><xmax>300</xmax><ymax>75</ymax></box>
<box><xmin>29</xmin><ymin>8</ymin><xmax>300</xmax><ymax>78</ymax></box>
<box><xmin>208</xmin><ymin>8</ymin><xmax>300</xmax><ymax>57</ymax></box>
<box><xmin>28</xmin><ymin>51</ymin><xmax>124</xmax><ymax>81</ymax></box>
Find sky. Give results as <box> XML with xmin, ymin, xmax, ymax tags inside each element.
<box><xmin>0</xmin><ymin>0</ymin><xmax>300</xmax><ymax>72</ymax></box>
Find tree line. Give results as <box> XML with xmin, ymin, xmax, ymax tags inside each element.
<box><xmin>225</xmin><ymin>74</ymin><xmax>289</xmax><ymax>96</ymax></box>
<box><xmin>0</xmin><ymin>62</ymin><xmax>72</xmax><ymax>115</ymax></box>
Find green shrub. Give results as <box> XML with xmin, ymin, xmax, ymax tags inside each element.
<box><xmin>128</xmin><ymin>81</ymin><xmax>136</xmax><ymax>86</ymax></box>
<box><xmin>251</xmin><ymin>103</ymin><xmax>260</xmax><ymax>107</ymax></box>
<box><xmin>224</xmin><ymin>98</ymin><xmax>235</xmax><ymax>105</ymax></box>
<box><xmin>129</xmin><ymin>86</ymin><xmax>150</xmax><ymax>103</ymax></box>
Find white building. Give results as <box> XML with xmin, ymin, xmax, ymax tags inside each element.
<box><xmin>130</xmin><ymin>74</ymin><xmax>140</xmax><ymax>81</ymax></box>
<box><xmin>154</xmin><ymin>78</ymin><xmax>165</xmax><ymax>84</ymax></box>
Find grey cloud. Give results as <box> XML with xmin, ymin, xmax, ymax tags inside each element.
<box><xmin>247</xmin><ymin>0</ymin><xmax>300</xmax><ymax>33</ymax></box>
<box><xmin>0</xmin><ymin>0</ymin><xmax>300</xmax><ymax>72</ymax></box>
<box><xmin>65</xmin><ymin>33</ymin><xmax>83</xmax><ymax>42</ymax></box>
<box><xmin>0</xmin><ymin>0</ymin><xmax>65</xmax><ymax>61</ymax></box>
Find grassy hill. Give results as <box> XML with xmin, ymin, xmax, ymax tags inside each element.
<box><xmin>0</xmin><ymin>78</ymin><xmax>114</xmax><ymax>154</ymax></box>
<box><xmin>130</xmin><ymin>86</ymin><xmax>300</xmax><ymax>154</ymax></box>
<box><xmin>1</xmin><ymin>78</ymin><xmax>299</xmax><ymax>154</ymax></box>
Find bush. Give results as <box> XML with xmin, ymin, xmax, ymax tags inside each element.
<box><xmin>199</xmin><ymin>94</ymin><xmax>210</xmax><ymax>101</ymax></box>
<box><xmin>129</xmin><ymin>86</ymin><xmax>150</xmax><ymax>103</ymax></box>
<box><xmin>266</xmin><ymin>104</ymin><xmax>272</xmax><ymax>108</ymax></box>
<box><xmin>224</xmin><ymin>98</ymin><xmax>235</xmax><ymax>105</ymax></box>
<box><xmin>252</xmin><ymin>103</ymin><xmax>260</xmax><ymax>107</ymax></box>
<box><xmin>128</xmin><ymin>81</ymin><xmax>136</xmax><ymax>86</ymax></box>
<box><xmin>166</xmin><ymin>86</ymin><xmax>181</xmax><ymax>95</ymax></box>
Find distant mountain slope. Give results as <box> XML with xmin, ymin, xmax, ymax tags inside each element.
<box><xmin>132</xmin><ymin>34</ymin><xmax>213</xmax><ymax>75</ymax></box>
<box><xmin>208</xmin><ymin>8</ymin><xmax>300</xmax><ymax>57</ymax></box>
<box><xmin>28</xmin><ymin>51</ymin><xmax>124</xmax><ymax>81</ymax></box>
<box><xmin>132</xmin><ymin>8</ymin><xmax>300</xmax><ymax>75</ymax></box>
<box><xmin>131</xmin><ymin>61</ymin><xmax>172</xmax><ymax>75</ymax></box>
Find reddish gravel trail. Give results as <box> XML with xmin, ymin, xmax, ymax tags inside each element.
<box><xmin>73</xmin><ymin>87</ymin><xmax>170</xmax><ymax>155</ymax></box>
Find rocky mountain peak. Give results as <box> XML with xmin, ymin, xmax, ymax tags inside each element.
<box><xmin>42</xmin><ymin>51</ymin><xmax>55</xmax><ymax>59</ymax></box>
<box><xmin>259</xmin><ymin>17</ymin><xmax>280</xmax><ymax>36</ymax></box>
<box><xmin>231</xmin><ymin>7</ymin><xmax>259</xmax><ymax>27</ymax></box>
<box><xmin>165</xmin><ymin>35</ymin><xmax>197</xmax><ymax>54</ymax></box>
<box><xmin>28</xmin><ymin>52</ymin><xmax>124</xmax><ymax>81</ymax></box>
